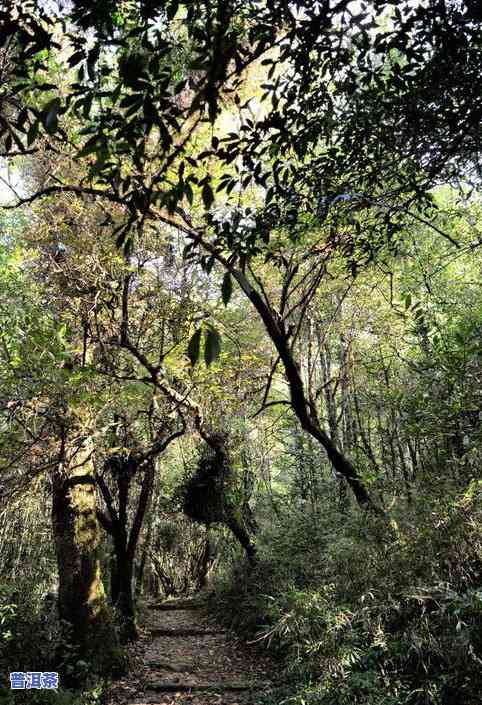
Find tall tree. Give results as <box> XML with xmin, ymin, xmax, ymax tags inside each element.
<box><xmin>0</xmin><ymin>236</ymin><xmax>125</xmax><ymax>675</ymax></box>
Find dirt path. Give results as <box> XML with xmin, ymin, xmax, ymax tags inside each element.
<box><xmin>106</xmin><ymin>599</ymin><xmax>275</xmax><ymax>705</ymax></box>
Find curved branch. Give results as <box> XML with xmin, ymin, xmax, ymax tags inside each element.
<box><xmin>0</xmin><ymin>184</ymin><xmax>123</xmax><ymax>210</ymax></box>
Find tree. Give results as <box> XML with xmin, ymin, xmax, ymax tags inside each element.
<box><xmin>0</xmin><ymin>234</ymin><xmax>125</xmax><ymax>675</ymax></box>
<box><xmin>95</xmin><ymin>408</ymin><xmax>185</xmax><ymax>641</ymax></box>
<box><xmin>51</xmin><ymin>416</ymin><xmax>125</xmax><ymax>676</ymax></box>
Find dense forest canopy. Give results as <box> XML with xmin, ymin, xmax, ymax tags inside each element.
<box><xmin>0</xmin><ymin>2</ymin><xmax>481</xmax><ymax>704</ymax></box>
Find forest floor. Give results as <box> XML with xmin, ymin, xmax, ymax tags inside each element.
<box><xmin>106</xmin><ymin>598</ymin><xmax>276</xmax><ymax>705</ymax></box>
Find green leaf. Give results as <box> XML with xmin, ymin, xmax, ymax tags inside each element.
<box><xmin>202</xmin><ymin>182</ymin><xmax>214</xmax><ymax>210</ymax></box>
<box><xmin>404</xmin><ymin>293</ymin><xmax>411</xmax><ymax>309</ymax></box>
<box><xmin>187</xmin><ymin>328</ymin><xmax>202</xmax><ymax>366</ymax></box>
<box><xmin>204</xmin><ymin>256</ymin><xmax>215</xmax><ymax>274</ymax></box>
<box><xmin>221</xmin><ymin>272</ymin><xmax>232</xmax><ymax>306</ymax></box>
<box><xmin>77</xmin><ymin>135</ymin><xmax>101</xmax><ymax>159</ymax></box>
<box><xmin>184</xmin><ymin>181</ymin><xmax>194</xmax><ymax>205</ymax></box>
<box><xmin>68</xmin><ymin>50</ymin><xmax>85</xmax><ymax>67</ymax></box>
<box><xmin>44</xmin><ymin>98</ymin><xmax>60</xmax><ymax>134</ymax></box>
<box><xmin>27</xmin><ymin>120</ymin><xmax>39</xmax><ymax>146</ymax></box>
<box><xmin>36</xmin><ymin>82</ymin><xmax>58</xmax><ymax>91</ymax></box>
<box><xmin>166</xmin><ymin>1</ymin><xmax>179</xmax><ymax>20</ymax></box>
<box><xmin>204</xmin><ymin>327</ymin><xmax>221</xmax><ymax>367</ymax></box>
<box><xmin>83</xmin><ymin>95</ymin><xmax>93</xmax><ymax>119</ymax></box>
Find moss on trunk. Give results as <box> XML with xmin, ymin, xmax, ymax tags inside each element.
<box><xmin>52</xmin><ymin>437</ymin><xmax>126</xmax><ymax>677</ymax></box>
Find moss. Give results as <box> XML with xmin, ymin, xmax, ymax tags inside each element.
<box><xmin>180</xmin><ymin>434</ymin><xmax>257</xmax><ymax>561</ymax></box>
<box><xmin>53</xmin><ymin>455</ymin><xmax>126</xmax><ymax>680</ymax></box>
<box><xmin>182</xmin><ymin>433</ymin><xmax>234</xmax><ymax>525</ymax></box>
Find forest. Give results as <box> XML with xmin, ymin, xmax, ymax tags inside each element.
<box><xmin>0</xmin><ymin>1</ymin><xmax>481</xmax><ymax>704</ymax></box>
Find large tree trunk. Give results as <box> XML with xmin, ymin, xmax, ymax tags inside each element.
<box><xmin>51</xmin><ymin>432</ymin><xmax>125</xmax><ymax>677</ymax></box>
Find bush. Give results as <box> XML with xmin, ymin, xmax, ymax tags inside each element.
<box><xmin>0</xmin><ymin>581</ymin><xmax>110</xmax><ymax>700</ymax></box>
<box><xmin>0</xmin><ymin>683</ymin><xmax>106</xmax><ymax>705</ymax></box>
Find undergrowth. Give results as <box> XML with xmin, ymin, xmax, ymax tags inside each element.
<box><xmin>0</xmin><ymin>580</ymin><xmax>110</xmax><ymax>703</ymax></box>
<box><xmin>210</xmin><ymin>479</ymin><xmax>482</xmax><ymax>705</ymax></box>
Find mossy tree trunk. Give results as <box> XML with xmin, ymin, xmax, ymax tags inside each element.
<box><xmin>51</xmin><ymin>428</ymin><xmax>125</xmax><ymax>677</ymax></box>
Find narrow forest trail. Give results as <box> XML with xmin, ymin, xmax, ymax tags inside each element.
<box><xmin>106</xmin><ymin>599</ymin><xmax>275</xmax><ymax>705</ymax></box>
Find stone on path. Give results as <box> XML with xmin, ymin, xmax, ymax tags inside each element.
<box><xmin>145</xmin><ymin>680</ymin><xmax>266</xmax><ymax>692</ymax></box>
<box><xmin>148</xmin><ymin>627</ymin><xmax>225</xmax><ymax>637</ymax></box>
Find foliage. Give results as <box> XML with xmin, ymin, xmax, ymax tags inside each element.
<box><xmin>0</xmin><ymin>576</ymin><xmax>109</xmax><ymax>701</ymax></box>
<box><xmin>148</xmin><ymin>513</ymin><xmax>215</xmax><ymax>597</ymax></box>
<box><xmin>211</xmin><ymin>477</ymin><xmax>482</xmax><ymax>705</ymax></box>
<box><xmin>0</xmin><ymin>1</ymin><xmax>481</xmax><ymax>701</ymax></box>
